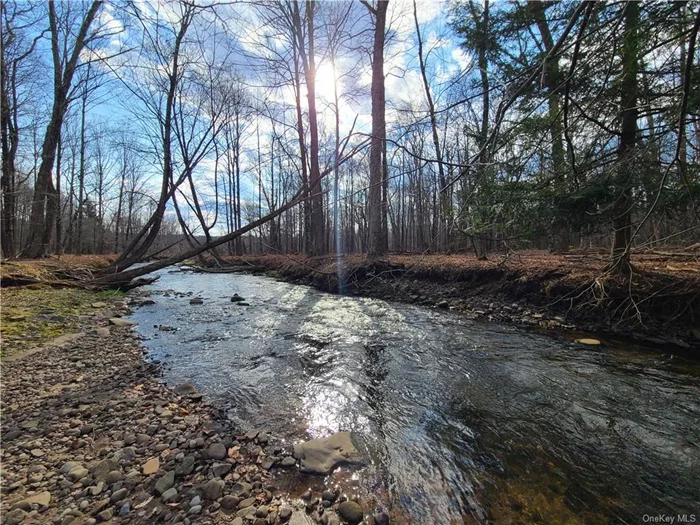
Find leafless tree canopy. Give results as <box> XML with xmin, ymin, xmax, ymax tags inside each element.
<box><xmin>1</xmin><ymin>0</ymin><xmax>698</xmax><ymax>279</ymax></box>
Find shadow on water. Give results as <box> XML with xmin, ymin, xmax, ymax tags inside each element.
<box><xmin>129</xmin><ymin>269</ymin><xmax>700</xmax><ymax>524</ymax></box>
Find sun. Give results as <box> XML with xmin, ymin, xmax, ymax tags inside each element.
<box><xmin>315</xmin><ymin>63</ymin><xmax>339</xmax><ymax>102</ymax></box>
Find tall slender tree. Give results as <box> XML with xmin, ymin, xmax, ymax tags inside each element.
<box><xmin>21</xmin><ymin>0</ymin><xmax>104</xmax><ymax>258</ymax></box>
<box><xmin>361</xmin><ymin>0</ymin><xmax>388</xmax><ymax>258</ymax></box>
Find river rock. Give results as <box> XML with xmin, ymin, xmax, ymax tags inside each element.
<box><xmin>231</xmin><ymin>481</ymin><xmax>251</xmax><ymax>496</ymax></box>
<box><xmin>221</xmin><ymin>495</ymin><xmax>240</xmax><ymax>510</ymax></box>
<box><xmin>96</xmin><ymin>508</ymin><xmax>113</xmax><ymax>522</ymax></box>
<box><xmin>203</xmin><ymin>478</ymin><xmax>224</xmax><ymax>500</ymax></box>
<box><xmin>110</xmin><ymin>488</ymin><xmax>128</xmax><ymax>503</ymax></box>
<box><xmin>4</xmin><ymin>429</ymin><xmax>22</xmax><ymax>441</ymax></box>
<box><xmin>4</xmin><ymin>509</ymin><xmax>27</xmax><ymax>525</ymax></box>
<box><xmin>20</xmin><ymin>490</ymin><xmax>52</xmax><ymax>507</ymax></box>
<box><xmin>92</xmin><ymin>459</ymin><xmax>119</xmax><ymax>481</ymax></box>
<box><xmin>338</xmin><ymin>501</ymin><xmax>363</xmax><ymax>524</ymax></box>
<box><xmin>105</xmin><ymin>470</ymin><xmax>122</xmax><ymax>484</ymax></box>
<box><xmin>576</xmin><ymin>338</ymin><xmax>601</xmax><ymax>345</ymax></box>
<box><xmin>161</xmin><ymin>487</ymin><xmax>178</xmax><ymax>503</ymax></box>
<box><xmin>142</xmin><ymin>457</ymin><xmax>159</xmax><ymax>475</ymax></box>
<box><xmin>207</xmin><ymin>442</ymin><xmax>227</xmax><ymax>460</ymax></box>
<box><xmin>109</xmin><ymin>318</ymin><xmax>135</xmax><ymax>327</ymax></box>
<box><xmin>212</xmin><ymin>462</ymin><xmax>232</xmax><ymax>477</ymax></box>
<box><xmin>279</xmin><ymin>507</ymin><xmax>292</xmax><ymax>521</ymax></box>
<box><xmin>293</xmin><ymin>432</ymin><xmax>363</xmax><ymax>475</ymax></box>
<box><xmin>175</xmin><ymin>456</ymin><xmax>195</xmax><ymax>476</ymax></box>
<box><xmin>119</xmin><ymin>503</ymin><xmax>130</xmax><ymax>517</ymax></box>
<box><xmin>374</xmin><ymin>512</ymin><xmax>389</xmax><ymax>525</ymax></box>
<box><xmin>190</xmin><ymin>298</ymin><xmax>203</xmax><ymax>305</ymax></box>
<box><xmin>173</xmin><ymin>382</ymin><xmax>202</xmax><ymax>401</ymax></box>
<box><xmin>238</xmin><ymin>496</ymin><xmax>255</xmax><ymax>509</ymax></box>
<box><xmin>230</xmin><ymin>294</ymin><xmax>245</xmax><ymax>302</ymax></box>
<box><xmin>154</xmin><ymin>471</ymin><xmax>175</xmax><ymax>495</ymax></box>
<box><xmin>280</xmin><ymin>456</ymin><xmax>296</xmax><ymax>468</ymax></box>
<box><xmin>95</xmin><ymin>327</ymin><xmax>110</xmax><ymax>337</ymax></box>
<box><xmin>67</xmin><ymin>466</ymin><xmax>89</xmax><ymax>481</ymax></box>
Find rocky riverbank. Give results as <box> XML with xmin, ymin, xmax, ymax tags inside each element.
<box><xmin>0</xmin><ymin>293</ymin><xmax>383</xmax><ymax>525</ymax></box>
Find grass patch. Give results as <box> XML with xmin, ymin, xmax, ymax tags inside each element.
<box><xmin>96</xmin><ymin>289</ymin><xmax>126</xmax><ymax>299</ymax></box>
<box><xmin>0</xmin><ymin>287</ymin><xmax>117</xmax><ymax>359</ymax></box>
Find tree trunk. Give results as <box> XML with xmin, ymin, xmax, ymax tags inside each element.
<box><xmin>291</xmin><ymin>1</ymin><xmax>324</xmax><ymax>255</ymax></box>
<box><xmin>610</xmin><ymin>2</ymin><xmax>639</xmax><ymax>271</ymax></box>
<box><xmin>414</xmin><ymin>0</ymin><xmax>449</xmax><ymax>251</ymax></box>
<box><xmin>21</xmin><ymin>0</ymin><xmax>103</xmax><ymax>258</ymax></box>
<box><xmin>366</xmin><ymin>0</ymin><xmax>388</xmax><ymax>258</ymax></box>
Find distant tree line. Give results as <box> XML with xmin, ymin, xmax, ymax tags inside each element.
<box><xmin>1</xmin><ymin>0</ymin><xmax>698</xmax><ymax>279</ymax></box>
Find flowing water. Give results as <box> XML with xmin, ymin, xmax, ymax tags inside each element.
<box><xmin>129</xmin><ymin>268</ymin><xmax>700</xmax><ymax>524</ymax></box>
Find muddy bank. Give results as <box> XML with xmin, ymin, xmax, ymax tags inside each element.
<box><xmin>0</xmin><ymin>293</ymin><xmax>378</xmax><ymax>525</ymax></box>
<box><xmin>204</xmin><ymin>252</ymin><xmax>700</xmax><ymax>352</ymax></box>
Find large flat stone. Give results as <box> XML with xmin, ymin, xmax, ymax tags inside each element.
<box><xmin>21</xmin><ymin>491</ymin><xmax>51</xmax><ymax>507</ymax></box>
<box><xmin>109</xmin><ymin>318</ymin><xmax>136</xmax><ymax>327</ymax></box>
<box><xmin>293</xmin><ymin>432</ymin><xmax>363</xmax><ymax>475</ymax></box>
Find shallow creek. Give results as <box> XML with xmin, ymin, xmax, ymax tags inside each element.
<box><xmin>129</xmin><ymin>268</ymin><xmax>700</xmax><ymax>524</ymax></box>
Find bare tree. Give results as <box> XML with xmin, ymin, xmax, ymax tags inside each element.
<box><xmin>361</xmin><ymin>0</ymin><xmax>388</xmax><ymax>258</ymax></box>
<box><xmin>21</xmin><ymin>0</ymin><xmax>105</xmax><ymax>257</ymax></box>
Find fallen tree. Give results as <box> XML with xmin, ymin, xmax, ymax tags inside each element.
<box><xmin>90</xmin><ymin>133</ymin><xmax>366</xmax><ymax>289</ymax></box>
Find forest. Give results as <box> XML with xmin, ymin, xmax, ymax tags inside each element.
<box><xmin>2</xmin><ymin>0</ymin><xmax>698</xmax><ymax>283</ymax></box>
<box><xmin>2</xmin><ymin>3</ymin><xmax>700</xmax><ymax>525</ymax></box>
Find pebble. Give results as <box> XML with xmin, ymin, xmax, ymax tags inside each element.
<box><xmin>212</xmin><ymin>462</ymin><xmax>232</xmax><ymax>477</ymax></box>
<box><xmin>105</xmin><ymin>470</ymin><xmax>122</xmax><ymax>484</ymax></box>
<box><xmin>280</xmin><ymin>456</ymin><xmax>296</xmax><ymax>467</ymax></box>
<box><xmin>238</xmin><ymin>496</ymin><xmax>256</xmax><ymax>509</ymax></box>
<box><xmin>338</xmin><ymin>501</ymin><xmax>364</xmax><ymax>524</ymax></box>
<box><xmin>110</xmin><ymin>487</ymin><xmax>128</xmax><ymax>503</ymax></box>
<box><xmin>96</xmin><ymin>508</ymin><xmax>113</xmax><ymax>522</ymax></box>
<box><xmin>202</xmin><ymin>478</ymin><xmax>224</xmax><ymax>500</ymax></box>
<box><xmin>207</xmin><ymin>442</ymin><xmax>227</xmax><ymax>460</ymax></box>
<box><xmin>5</xmin><ymin>509</ymin><xmax>27</xmax><ymax>525</ymax></box>
<box><xmin>142</xmin><ymin>457</ymin><xmax>160</xmax><ymax>475</ymax></box>
<box><xmin>154</xmin><ymin>470</ymin><xmax>175</xmax><ymax>495</ymax></box>
<box><xmin>161</xmin><ymin>487</ymin><xmax>178</xmax><ymax>502</ymax></box>
<box><xmin>221</xmin><ymin>495</ymin><xmax>240</xmax><ymax>510</ymax></box>
<box><xmin>175</xmin><ymin>455</ymin><xmax>195</xmax><ymax>476</ymax></box>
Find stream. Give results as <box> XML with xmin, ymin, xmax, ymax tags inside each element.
<box><xmin>128</xmin><ymin>268</ymin><xmax>700</xmax><ymax>524</ymax></box>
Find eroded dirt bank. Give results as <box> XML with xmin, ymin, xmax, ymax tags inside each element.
<box><xmin>206</xmin><ymin>251</ymin><xmax>700</xmax><ymax>352</ymax></box>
